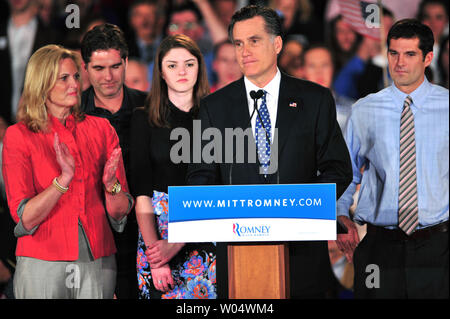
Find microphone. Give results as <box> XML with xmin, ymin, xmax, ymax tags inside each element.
<box><xmin>251</xmin><ymin>90</ymin><xmax>278</xmax><ymax>183</ymax></box>
<box><xmin>250</xmin><ymin>89</ymin><xmax>264</xmax><ymax>100</ymax></box>
<box><xmin>248</xmin><ymin>90</ymin><xmax>265</xmax><ymax>133</ymax></box>
<box><xmin>229</xmin><ymin>89</ymin><xmax>279</xmax><ymax>184</ymax></box>
<box><xmin>251</xmin><ymin>90</ymin><xmax>270</xmax><ymax>143</ymax></box>
<box><xmin>229</xmin><ymin>90</ymin><xmax>264</xmax><ymax>185</ymax></box>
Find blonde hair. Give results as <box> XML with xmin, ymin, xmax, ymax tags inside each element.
<box><xmin>17</xmin><ymin>44</ymin><xmax>85</xmax><ymax>132</ymax></box>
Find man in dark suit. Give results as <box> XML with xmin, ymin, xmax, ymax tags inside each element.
<box><xmin>126</xmin><ymin>0</ymin><xmax>160</xmax><ymax>65</ymax></box>
<box><xmin>0</xmin><ymin>0</ymin><xmax>59</xmax><ymax>124</ymax></box>
<box><xmin>80</xmin><ymin>24</ymin><xmax>147</xmax><ymax>299</ymax></box>
<box><xmin>187</xmin><ymin>5</ymin><xmax>352</xmax><ymax>298</ymax></box>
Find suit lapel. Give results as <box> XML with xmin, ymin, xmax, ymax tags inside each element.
<box><xmin>275</xmin><ymin>74</ymin><xmax>302</xmax><ymax>156</ymax></box>
<box><xmin>230</xmin><ymin>78</ymin><xmax>251</xmax><ymax>130</ymax></box>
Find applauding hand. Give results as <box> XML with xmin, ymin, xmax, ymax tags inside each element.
<box><xmin>103</xmin><ymin>147</ymin><xmax>122</xmax><ymax>191</ymax></box>
<box><xmin>53</xmin><ymin>133</ymin><xmax>75</xmax><ymax>184</ymax></box>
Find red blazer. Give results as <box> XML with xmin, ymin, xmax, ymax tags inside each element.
<box><xmin>2</xmin><ymin>114</ymin><xmax>129</xmax><ymax>261</ymax></box>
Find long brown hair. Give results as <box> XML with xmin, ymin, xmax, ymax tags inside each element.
<box><xmin>147</xmin><ymin>34</ymin><xmax>210</xmax><ymax>127</ymax></box>
<box><xmin>17</xmin><ymin>44</ymin><xmax>85</xmax><ymax>132</ymax></box>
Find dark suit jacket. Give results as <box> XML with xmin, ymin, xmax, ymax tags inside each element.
<box><xmin>0</xmin><ymin>17</ymin><xmax>59</xmax><ymax>124</ymax></box>
<box><xmin>187</xmin><ymin>72</ymin><xmax>352</xmax><ymax>298</ymax></box>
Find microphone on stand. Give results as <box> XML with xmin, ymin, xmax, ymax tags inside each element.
<box><xmin>251</xmin><ymin>90</ymin><xmax>279</xmax><ymax>183</ymax></box>
<box><xmin>250</xmin><ymin>89</ymin><xmax>264</xmax><ymax>101</ymax></box>
<box><xmin>229</xmin><ymin>90</ymin><xmax>264</xmax><ymax>185</ymax></box>
<box><xmin>251</xmin><ymin>90</ymin><xmax>270</xmax><ymax>146</ymax></box>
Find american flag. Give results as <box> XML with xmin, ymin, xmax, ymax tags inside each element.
<box><xmin>338</xmin><ymin>0</ymin><xmax>382</xmax><ymax>40</ymax></box>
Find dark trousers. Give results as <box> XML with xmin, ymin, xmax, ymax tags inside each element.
<box><xmin>354</xmin><ymin>226</ymin><xmax>449</xmax><ymax>299</ymax></box>
<box><xmin>113</xmin><ymin>218</ymin><xmax>139</xmax><ymax>299</ymax></box>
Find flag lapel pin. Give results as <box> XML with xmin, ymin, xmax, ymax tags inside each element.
<box><xmin>289</xmin><ymin>102</ymin><xmax>297</xmax><ymax>108</ymax></box>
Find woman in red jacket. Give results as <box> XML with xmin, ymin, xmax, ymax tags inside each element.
<box><xmin>2</xmin><ymin>45</ymin><xmax>133</xmax><ymax>299</ymax></box>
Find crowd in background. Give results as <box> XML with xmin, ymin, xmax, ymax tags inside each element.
<box><xmin>0</xmin><ymin>0</ymin><xmax>448</xmax><ymax>299</ymax></box>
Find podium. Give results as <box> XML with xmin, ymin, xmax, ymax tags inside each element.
<box><xmin>168</xmin><ymin>184</ymin><xmax>337</xmax><ymax>299</ymax></box>
<box><xmin>228</xmin><ymin>243</ymin><xmax>290</xmax><ymax>299</ymax></box>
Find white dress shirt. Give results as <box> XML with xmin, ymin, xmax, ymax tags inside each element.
<box><xmin>244</xmin><ymin>68</ymin><xmax>281</xmax><ymax>143</ymax></box>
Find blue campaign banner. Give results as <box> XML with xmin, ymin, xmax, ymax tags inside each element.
<box><xmin>168</xmin><ymin>184</ymin><xmax>336</xmax><ymax>223</ymax></box>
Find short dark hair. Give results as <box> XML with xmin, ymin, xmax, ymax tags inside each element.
<box><xmin>300</xmin><ymin>44</ymin><xmax>334</xmax><ymax>67</ymax></box>
<box><xmin>228</xmin><ymin>5</ymin><xmax>282</xmax><ymax>42</ymax></box>
<box><xmin>417</xmin><ymin>0</ymin><xmax>449</xmax><ymax>22</ymax></box>
<box><xmin>169</xmin><ymin>2</ymin><xmax>203</xmax><ymax>23</ymax></box>
<box><xmin>81</xmin><ymin>23</ymin><xmax>129</xmax><ymax>64</ymax></box>
<box><xmin>387</xmin><ymin>19</ymin><xmax>434</xmax><ymax>60</ymax></box>
<box><xmin>129</xmin><ymin>0</ymin><xmax>157</xmax><ymax>20</ymax></box>
<box><xmin>213</xmin><ymin>39</ymin><xmax>233</xmax><ymax>56</ymax></box>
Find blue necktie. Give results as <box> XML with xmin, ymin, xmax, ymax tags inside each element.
<box><xmin>255</xmin><ymin>91</ymin><xmax>271</xmax><ymax>175</ymax></box>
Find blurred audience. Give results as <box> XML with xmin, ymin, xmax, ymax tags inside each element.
<box><xmin>418</xmin><ymin>0</ymin><xmax>449</xmax><ymax>44</ymax></box>
<box><xmin>72</xmin><ymin>48</ymin><xmax>92</xmax><ymax>91</ymax></box>
<box><xmin>333</xmin><ymin>7</ymin><xmax>396</xmax><ymax>100</ymax></box>
<box><xmin>211</xmin><ymin>39</ymin><xmax>242</xmax><ymax>92</ymax></box>
<box><xmin>3</xmin><ymin>1</ymin><xmax>439</xmax><ymax>108</ymax></box>
<box><xmin>326</xmin><ymin>15</ymin><xmax>362</xmax><ymax>77</ymax></box>
<box><xmin>163</xmin><ymin>1</ymin><xmax>227</xmax><ymax>84</ymax></box>
<box><xmin>437</xmin><ymin>34</ymin><xmax>449</xmax><ymax>88</ymax></box>
<box><xmin>126</xmin><ymin>58</ymin><xmax>151</xmax><ymax>91</ymax></box>
<box><xmin>326</xmin><ymin>0</ymin><xmax>422</xmax><ymax>22</ymax></box>
<box><xmin>278</xmin><ymin>34</ymin><xmax>308</xmax><ymax>75</ymax></box>
<box><xmin>418</xmin><ymin>0</ymin><xmax>449</xmax><ymax>85</ymax></box>
<box><xmin>271</xmin><ymin>0</ymin><xmax>324</xmax><ymax>43</ymax></box>
<box><xmin>356</xmin><ymin>7</ymin><xmax>397</xmax><ymax>98</ymax></box>
<box><xmin>211</xmin><ymin>0</ymin><xmax>238</xmax><ymax>28</ymax></box>
<box><xmin>298</xmin><ymin>44</ymin><xmax>354</xmax><ymax>133</ymax></box>
<box><xmin>127</xmin><ymin>0</ymin><xmax>160</xmax><ymax>65</ymax></box>
<box><xmin>0</xmin><ymin>0</ymin><xmax>59</xmax><ymax>125</ymax></box>
<box><xmin>37</xmin><ymin>0</ymin><xmax>56</xmax><ymax>27</ymax></box>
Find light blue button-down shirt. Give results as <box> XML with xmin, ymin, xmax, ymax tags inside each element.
<box><xmin>337</xmin><ymin>78</ymin><xmax>449</xmax><ymax>229</ymax></box>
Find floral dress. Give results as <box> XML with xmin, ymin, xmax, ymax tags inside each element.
<box><xmin>136</xmin><ymin>191</ymin><xmax>217</xmax><ymax>299</ymax></box>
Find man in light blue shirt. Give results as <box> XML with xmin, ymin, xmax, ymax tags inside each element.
<box><xmin>337</xmin><ymin>19</ymin><xmax>449</xmax><ymax>299</ymax></box>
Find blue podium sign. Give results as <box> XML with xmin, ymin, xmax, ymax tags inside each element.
<box><xmin>168</xmin><ymin>184</ymin><xmax>336</xmax><ymax>243</ymax></box>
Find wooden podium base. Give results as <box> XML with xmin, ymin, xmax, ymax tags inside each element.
<box><xmin>227</xmin><ymin>243</ymin><xmax>290</xmax><ymax>299</ymax></box>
